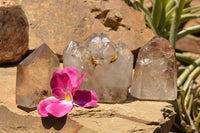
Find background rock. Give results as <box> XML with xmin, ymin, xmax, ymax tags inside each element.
<box><xmin>0</xmin><ymin>1</ymin><xmax>28</xmax><ymax>64</ymax></box>
<box><xmin>15</xmin><ymin>0</ymin><xmax>154</xmax><ymax>57</ymax></box>
<box><xmin>176</xmin><ymin>35</ymin><xmax>200</xmax><ymax>54</ymax></box>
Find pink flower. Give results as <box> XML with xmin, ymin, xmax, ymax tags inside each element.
<box><xmin>37</xmin><ymin>67</ymin><xmax>97</xmax><ymax>118</ymax></box>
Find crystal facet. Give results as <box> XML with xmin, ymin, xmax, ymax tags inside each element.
<box><xmin>63</xmin><ymin>33</ymin><xmax>133</xmax><ymax>103</ymax></box>
<box><xmin>16</xmin><ymin>44</ymin><xmax>60</xmax><ymax>109</ymax></box>
<box><xmin>130</xmin><ymin>36</ymin><xmax>177</xmax><ymax>101</ymax></box>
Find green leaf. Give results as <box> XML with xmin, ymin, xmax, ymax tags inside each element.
<box><xmin>152</xmin><ymin>0</ymin><xmax>163</xmax><ymax>28</ymax></box>
<box><xmin>166</xmin><ymin>0</ymin><xmax>176</xmax><ymax>12</ymax></box>
<box><xmin>158</xmin><ymin>1</ymin><xmax>166</xmax><ymax>32</ymax></box>
<box><xmin>169</xmin><ymin>0</ymin><xmax>185</xmax><ymax>48</ymax></box>
<box><xmin>177</xmin><ymin>25</ymin><xmax>200</xmax><ymax>40</ymax></box>
<box><xmin>165</xmin><ymin>5</ymin><xmax>177</xmax><ymax>26</ymax></box>
<box><xmin>191</xmin><ymin>8</ymin><xmax>200</xmax><ymax>14</ymax></box>
<box><xmin>180</xmin><ymin>14</ymin><xmax>200</xmax><ymax>23</ymax></box>
<box><xmin>185</xmin><ymin>0</ymin><xmax>192</xmax><ymax>5</ymax></box>
<box><xmin>182</xmin><ymin>6</ymin><xmax>200</xmax><ymax>14</ymax></box>
<box><xmin>177</xmin><ymin>58</ymin><xmax>200</xmax><ymax>87</ymax></box>
<box><xmin>176</xmin><ymin>53</ymin><xmax>194</xmax><ymax>64</ymax></box>
<box><xmin>135</xmin><ymin>2</ymin><xmax>161</xmax><ymax>35</ymax></box>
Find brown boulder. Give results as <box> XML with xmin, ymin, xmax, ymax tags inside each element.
<box><xmin>15</xmin><ymin>0</ymin><xmax>154</xmax><ymax>57</ymax></box>
<box><xmin>176</xmin><ymin>35</ymin><xmax>200</xmax><ymax>54</ymax></box>
<box><xmin>0</xmin><ymin>1</ymin><xmax>28</xmax><ymax>64</ymax></box>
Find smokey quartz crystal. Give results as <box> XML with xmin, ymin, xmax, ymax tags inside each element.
<box><xmin>63</xmin><ymin>33</ymin><xmax>133</xmax><ymax>103</ymax></box>
<box><xmin>130</xmin><ymin>36</ymin><xmax>177</xmax><ymax>101</ymax></box>
<box><xmin>16</xmin><ymin>44</ymin><xmax>60</xmax><ymax>110</ymax></box>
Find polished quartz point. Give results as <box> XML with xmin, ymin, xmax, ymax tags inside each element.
<box><xmin>63</xmin><ymin>33</ymin><xmax>133</xmax><ymax>103</ymax></box>
<box><xmin>16</xmin><ymin>44</ymin><xmax>60</xmax><ymax>110</ymax></box>
<box><xmin>130</xmin><ymin>36</ymin><xmax>177</xmax><ymax>101</ymax></box>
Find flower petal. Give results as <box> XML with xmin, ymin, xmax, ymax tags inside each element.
<box><xmin>37</xmin><ymin>97</ymin><xmax>58</xmax><ymax>117</ymax></box>
<box><xmin>52</xmin><ymin>87</ymin><xmax>66</xmax><ymax>100</ymax></box>
<box><xmin>73</xmin><ymin>90</ymin><xmax>97</xmax><ymax>107</ymax></box>
<box><xmin>50</xmin><ymin>69</ymin><xmax>71</xmax><ymax>92</ymax></box>
<box><xmin>71</xmin><ymin>73</ymin><xmax>86</xmax><ymax>96</ymax></box>
<box><xmin>46</xmin><ymin>100</ymin><xmax>73</xmax><ymax>118</ymax></box>
<box><xmin>62</xmin><ymin>67</ymin><xmax>79</xmax><ymax>88</ymax></box>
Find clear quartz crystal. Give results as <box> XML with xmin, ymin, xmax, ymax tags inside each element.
<box><xmin>63</xmin><ymin>33</ymin><xmax>133</xmax><ymax>103</ymax></box>
<box><xmin>130</xmin><ymin>36</ymin><xmax>177</xmax><ymax>101</ymax></box>
<box><xmin>84</xmin><ymin>33</ymin><xmax>118</xmax><ymax>65</ymax></box>
<box><xmin>16</xmin><ymin>44</ymin><xmax>60</xmax><ymax>109</ymax></box>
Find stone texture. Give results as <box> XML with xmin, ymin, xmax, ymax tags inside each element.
<box><xmin>16</xmin><ymin>44</ymin><xmax>60</xmax><ymax>110</ymax></box>
<box><xmin>0</xmin><ymin>98</ymin><xmax>176</xmax><ymax>133</ymax></box>
<box><xmin>0</xmin><ymin>0</ymin><xmax>28</xmax><ymax>64</ymax></box>
<box><xmin>70</xmin><ymin>99</ymin><xmax>176</xmax><ymax>133</ymax></box>
<box><xmin>131</xmin><ymin>36</ymin><xmax>177</xmax><ymax>101</ymax></box>
<box><xmin>0</xmin><ymin>104</ymin><xmax>96</xmax><ymax>133</ymax></box>
<box><xmin>183</xmin><ymin>0</ymin><xmax>200</xmax><ymax>33</ymax></box>
<box><xmin>0</xmin><ymin>66</ymin><xmax>16</xmax><ymax>106</ymax></box>
<box><xmin>15</xmin><ymin>0</ymin><xmax>154</xmax><ymax>57</ymax></box>
<box><xmin>176</xmin><ymin>35</ymin><xmax>200</xmax><ymax>54</ymax></box>
<box><xmin>63</xmin><ymin>33</ymin><xmax>133</xmax><ymax>103</ymax></box>
<box><xmin>0</xmin><ymin>65</ymin><xmax>176</xmax><ymax>133</ymax></box>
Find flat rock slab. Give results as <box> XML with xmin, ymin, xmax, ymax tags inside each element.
<box><xmin>0</xmin><ymin>66</ymin><xmax>176</xmax><ymax>132</ymax></box>
<box><xmin>15</xmin><ymin>0</ymin><xmax>154</xmax><ymax>56</ymax></box>
<box><xmin>0</xmin><ymin>104</ymin><xmax>96</xmax><ymax>133</ymax></box>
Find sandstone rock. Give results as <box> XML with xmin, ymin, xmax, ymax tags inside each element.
<box><xmin>0</xmin><ymin>104</ymin><xmax>96</xmax><ymax>133</ymax></box>
<box><xmin>0</xmin><ymin>0</ymin><xmax>28</xmax><ymax>64</ymax></box>
<box><xmin>15</xmin><ymin>0</ymin><xmax>154</xmax><ymax>57</ymax></box>
<box><xmin>131</xmin><ymin>36</ymin><xmax>177</xmax><ymax>101</ymax></box>
<box><xmin>0</xmin><ymin>99</ymin><xmax>176</xmax><ymax>133</ymax></box>
<box><xmin>16</xmin><ymin>44</ymin><xmax>60</xmax><ymax>110</ymax></box>
<box><xmin>69</xmin><ymin>98</ymin><xmax>176</xmax><ymax>133</ymax></box>
<box><xmin>63</xmin><ymin>33</ymin><xmax>133</xmax><ymax>103</ymax></box>
<box><xmin>0</xmin><ymin>66</ymin><xmax>16</xmax><ymax>106</ymax></box>
<box><xmin>176</xmin><ymin>35</ymin><xmax>200</xmax><ymax>54</ymax></box>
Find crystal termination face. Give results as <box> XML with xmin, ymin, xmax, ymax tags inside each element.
<box><xmin>130</xmin><ymin>36</ymin><xmax>177</xmax><ymax>101</ymax></box>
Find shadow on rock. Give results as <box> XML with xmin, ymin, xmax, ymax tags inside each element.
<box><xmin>41</xmin><ymin>115</ymin><xmax>67</xmax><ymax>130</ymax></box>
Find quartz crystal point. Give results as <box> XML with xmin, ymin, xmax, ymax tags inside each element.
<box><xmin>130</xmin><ymin>36</ymin><xmax>177</xmax><ymax>101</ymax></box>
<box><xmin>16</xmin><ymin>44</ymin><xmax>60</xmax><ymax>110</ymax></box>
<box><xmin>63</xmin><ymin>33</ymin><xmax>133</xmax><ymax>103</ymax></box>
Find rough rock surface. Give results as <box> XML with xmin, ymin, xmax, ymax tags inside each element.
<box><xmin>0</xmin><ymin>1</ymin><xmax>28</xmax><ymax>64</ymax></box>
<box><xmin>183</xmin><ymin>0</ymin><xmax>200</xmax><ymax>32</ymax></box>
<box><xmin>63</xmin><ymin>33</ymin><xmax>133</xmax><ymax>103</ymax></box>
<box><xmin>0</xmin><ymin>104</ymin><xmax>96</xmax><ymax>133</ymax></box>
<box><xmin>0</xmin><ymin>100</ymin><xmax>176</xmax><ymax>133</ymax></box>
<box><xmin>131</xmin><ymin>36</ymin><xmax>177</xmax><ymax>101</ymax></box>
<box><xmin>176</xmin><ymin>35</ymin><xmax>200</xmax><ymax>54</ymax></box>
<box><xmin>16</xmin><ymin>44</ymin><xmax>60</xmax><ymax>110</ymax></box>
<box><xmin>15</xmin><ymin>0</ymin><xmax>154</xmax><ymax>57</ymax></box>
<box><xmin>0</xmin><ymin>65</ymin><xmax>176</xmax><ymax>133</ymax></box>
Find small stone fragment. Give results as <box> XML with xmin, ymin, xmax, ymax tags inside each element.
<box><xmin>0</xmin><ymin>0</ymin><xmax>28</xmax><ymax>64</ymax></box>
<box><xmin>63</xmin><ymin>33</ymin><xmax>133</xmax><ymax>103</ymax></box>
<box><xmin>16</xmin><ymin>44</ymin><xmax>60</xmax><ymax>110</ymax></box>
<box><xmin>130</xmin><ymin>36</ymin><xmax>177</xmax><ymax>101</ymax></box>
